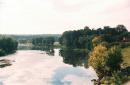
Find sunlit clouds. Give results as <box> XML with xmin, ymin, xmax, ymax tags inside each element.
<box><xmin>0</xmin><ymin>0</ymin><xmax>130</xmax><ymax>34</ymax></box>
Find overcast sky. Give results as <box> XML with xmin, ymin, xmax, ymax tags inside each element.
<box><xmin>0</xmin><ymin>0</ymin><xmax>130</xmax><ymax>34</ymax></box>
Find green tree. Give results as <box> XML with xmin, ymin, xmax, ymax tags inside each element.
<box><xmin>32</xmin><ymin>37</ymin><xmax>55</xmax><ymax>47</ymax></box>
<box><xmin>0</xmin><ymin>49</ymin><xmax>5</xmax><ymax>56</ymax></box>
<box><xmin>106</xmin><ymin>46</ymin><xmax>123</xmax><ymax>72</ymax></box>
<box><xmin>0</xmin><ymin>35</ymin><xmax>18</xmax><ymax>56</ymax></box>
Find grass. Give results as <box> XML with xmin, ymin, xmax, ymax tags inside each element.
<box><xmin>122</xmin><ymin>46</ymin><xmax>130</xmax><ymax>67</ymax></box>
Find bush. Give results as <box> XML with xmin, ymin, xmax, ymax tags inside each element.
<box><xmin>0</xmin><ymin>35</ymin><xmax>18</xmax><ymax>56</ymax></box>
<box><xmin>106</xmin><ymin>46</ymin><xmax>123</xmax><ymax>72</ymax></box>
<box><xmin>0</xmin><ymin>49</ymin><xmax>5</xmax><ymax>56</ymax></box>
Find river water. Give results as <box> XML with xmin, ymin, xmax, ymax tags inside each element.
<box><xmin>0</xmin><ymin>49</ymin><xmax>97</xmax><ymax>85</ymax></box>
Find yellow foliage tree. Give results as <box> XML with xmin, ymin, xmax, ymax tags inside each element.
<box><xmin>89</xmin><ymin>44</ymin><xmax>108</xmax><ymax>79</ymax></box>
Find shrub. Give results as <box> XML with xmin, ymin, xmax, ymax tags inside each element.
<box><xmin>106</xmin><ymin>46</ymin><xmax>123</xmax><ymax>72</ymax></box>
<box><xmin>0</xmin><ymin>49</ymin><xmax>5</xmax><ymax>56</ymax></box>
<box><xmin>0</xmin><ymin>35</ymin><xmax>18</xmax><ymax>56</ymax></box>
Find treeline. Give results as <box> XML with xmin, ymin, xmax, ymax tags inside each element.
<box><xmin>60</xmin><ymin>25</ymin><xmax>130</xmax><ymax>50</ymax></box>
<box><xmin>10</xmin><ymin>34</ymin><xmax>61</xmax><ymax>43</ymax></box>
<box><xmin>12</xmin><ymin>34</ymin><xmax>60</xmax><ymax>49</ymax></box>
<box><xmin>32</xmin><ymin>37</ymin><xmax>55</xmax><ymax>47</ymax></box>
<box><xmin>13</xmin><ymin>34</ymin><xmax>61</xmax><ymax>50</ymax></box>
<box><xmin>0</xmin><ymin>35</ymin><xmax>18</xmax><ymax>56</ymax></box>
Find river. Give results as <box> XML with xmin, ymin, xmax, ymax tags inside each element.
<box><xmin>0</xmin><ymin>49</ymin><xmax>98</xmax><ymax>85</ymax></box>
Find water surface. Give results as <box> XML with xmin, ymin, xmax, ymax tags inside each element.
<box><xmin>0</xmin><ymin>49</ymin><xmax>97</xmax><ymax>85</ymax></box>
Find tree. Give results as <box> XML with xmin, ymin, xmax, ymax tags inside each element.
<box><xmin>88</xmin><ymin>45</ymin><xmax>108</xmax><ymax>79</ymax></box>
<box><xmin>106</xmin><ymin>46</ymin><xmax>123</xmax><ymax>72</ymax></box>
<box><xmin>32</xmin><ymin>37</ymin><xmax>55</xmax><ymax>47</ymax></box>
<box><xmin>0</xmin><ymin>35</ymin><xmax>18</xmax><ymax>56</ymax></box>
<box><xmin>116</xmin><ymin>25</ymin><xmax>128</xmax><ymax>33</ymax></box>
<box><xmin>88</xmin><ymin>45</ymin><xmax>123</xmax><ymax>81</ymax></box>
<box><xmin>0</xmin><ymin>49</ymin><xmax>5</xmax><ymax>56</ymax></box>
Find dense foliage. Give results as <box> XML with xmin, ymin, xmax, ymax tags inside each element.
<box><xmin>0</xmin><ymin>35</ymin><xmax>18</xmax><ymax>56</ymax></box>
<box><xmin>60</xmin><ymin>25</ymin><xmax>130</xmax><ymax>50</ymax></box>
<box><xmin>107</xmin><ymin>46</ymin><xmax>123</xmax><ymax>72</ymax></box>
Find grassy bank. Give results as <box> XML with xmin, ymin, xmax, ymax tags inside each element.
<box><xmin>122</xmin><ymin>46</ymin><xmax>130</xmax><ymax>67</ymax></box>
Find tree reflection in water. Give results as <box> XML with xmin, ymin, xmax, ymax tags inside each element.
<box><xmin>60</xmin><ymin>48</ymin><xmax>90</xmax><ymax>67</ymax></box>
<box><xmin>32</xmin><ymin>46</ymin><xmax>54</xmax><ymax>56</ymax></box>
<box><xmin>18</xmin><ymin>44</ymin><xmax>90</xmax><ymax>67</ymax></box>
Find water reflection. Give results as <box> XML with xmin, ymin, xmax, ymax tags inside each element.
<box><xmin>0</xmin><ymin>50</ymin><xmax>97</xmax><ymax>85</ymax></box>
<box><xmin>44</xmin><ymin>48</ymin><xmax>90</xmax><ymax>67</ymax></box>
<box><xmin>18</xmin><ymin>45</ymin><xmax>54</xmax><ymax>56</ymax></box>
<box><xmin>60</xmin><ymin>48</ymin><xmax>89</xmax><ymax>67</ymax></box>
<box><xmin>18</xmin><ymin>44</ymin><xmax>90</xmax><ymax>67</ymax></box>
<box><xmin>32</xmin><ymin>46</ymin><xmax>54</xmax><ymax>56</ymax></box>
<box><xmin>51</xmin><ymin>67</ymin><xmax>88</xmax><ymax>85</ymax></box>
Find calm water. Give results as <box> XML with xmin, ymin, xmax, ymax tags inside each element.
<box><xmin>0</xmin><ymin>49</ymin><xmax>98</xmax><ymax>85</ymax></box>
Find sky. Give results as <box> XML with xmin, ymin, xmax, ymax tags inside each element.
<box><xmin>0</xmin><ymin>0</ymin><xmax>130</xmax><ymax>34</ymax></box>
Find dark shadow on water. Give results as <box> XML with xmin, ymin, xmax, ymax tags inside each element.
<box><xmin>60</xmin><ymin>48</ymin><xmax>89</xmax><ymax>67</ymax></box>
